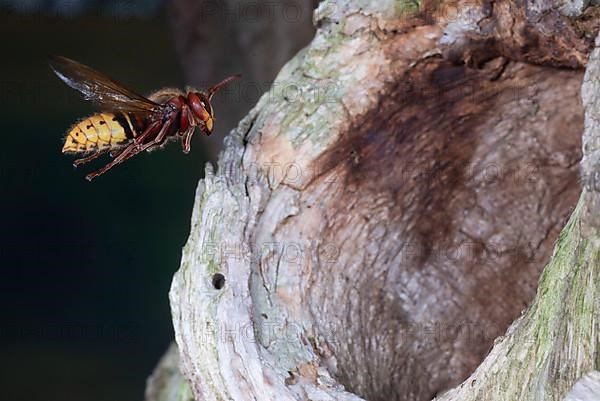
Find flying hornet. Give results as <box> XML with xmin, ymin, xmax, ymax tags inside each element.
<box><xmin>50</xmin><ymin>56</ymin><xmax>240</xmax><ymax>181</ymax></box>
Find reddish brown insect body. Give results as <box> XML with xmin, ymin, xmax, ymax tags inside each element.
<box><xmin>50</xmin><ymin>56</ymin><xmax>240</xmax><ymax>181</ymax></box>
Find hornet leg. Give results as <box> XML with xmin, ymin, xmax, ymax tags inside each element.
<box><xmin>73</xmin><ymin>147</ymin><xmax>111</xmax><ymax>167</ymax></box>
<box><xmin>85</xmin><ymin>120</ymin><xmax>162</xmax><ymax>181</ymax></box>
<box><xmin>135</xmin><ymin>114</ymin><xmax>178</xmax><ymax>153</ymax></box>
<box><xmin>182</xmin><ymin>127</ymin><xmax>195</xmax><ymax>154</ymax></box>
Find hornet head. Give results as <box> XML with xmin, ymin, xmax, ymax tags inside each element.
<box><xmin>187</xmin><ymin>74</ymin><xmax>241</xmax><ymax>135</ymax></box>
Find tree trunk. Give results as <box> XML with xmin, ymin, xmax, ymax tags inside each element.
<box><xmin>146</xmin><ymin>1</ymin><xmax>600</xmax><ymax>401</ymax></box>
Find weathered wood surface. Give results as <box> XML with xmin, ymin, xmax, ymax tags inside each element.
<box><xmin>147</xmin><ymin>1</ymin><xmax>600</xmax><ymax>401</ymax></box>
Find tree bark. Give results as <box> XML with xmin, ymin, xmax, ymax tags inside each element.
<box><xmin>147</xmin><ymin>1</ymin><xmax>600</xmax><ymax>401</ymax></box>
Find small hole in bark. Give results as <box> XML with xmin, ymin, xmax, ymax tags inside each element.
<box><xmin>212</xmin><ymin>273</ymin><xmax>225</xmax><ymax>289</ymax></box>
<box><xmin>285</xmin><ymin>371</ymin><xmax>298</xmax><ymax>385</ymax></box>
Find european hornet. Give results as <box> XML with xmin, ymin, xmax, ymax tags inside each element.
<box><xmin>50</xmin><ymin>56</ymin><xmax>240</xmax><ymax>181</ymax></box>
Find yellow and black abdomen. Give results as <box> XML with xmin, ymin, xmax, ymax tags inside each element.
<box><xmin>62</xmin><ymin>112</ymin><xmax>139</xmax><ymax>153</ymax></box>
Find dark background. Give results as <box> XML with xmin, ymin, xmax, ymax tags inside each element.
<box><xmin>0</xmin><ymin>1</ymin><xmax>315</xmax><ymax>400</ymax></box>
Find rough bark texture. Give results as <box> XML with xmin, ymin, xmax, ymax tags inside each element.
<box><xmin>146</xmin><ymin>1</ymin><xmax>600</xmax><ymax>401</ymax></box>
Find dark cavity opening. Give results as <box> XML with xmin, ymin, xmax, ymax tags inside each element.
<box><xmin>212</xmin><ymin>273</ymin><xmax>226</xmax><ymax>290</ymax></box>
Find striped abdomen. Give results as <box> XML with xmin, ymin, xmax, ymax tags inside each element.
<box><xmin>62</xmin><ymin>112</ymin><xmax>145</xmax><ymax>153</ymax></box>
